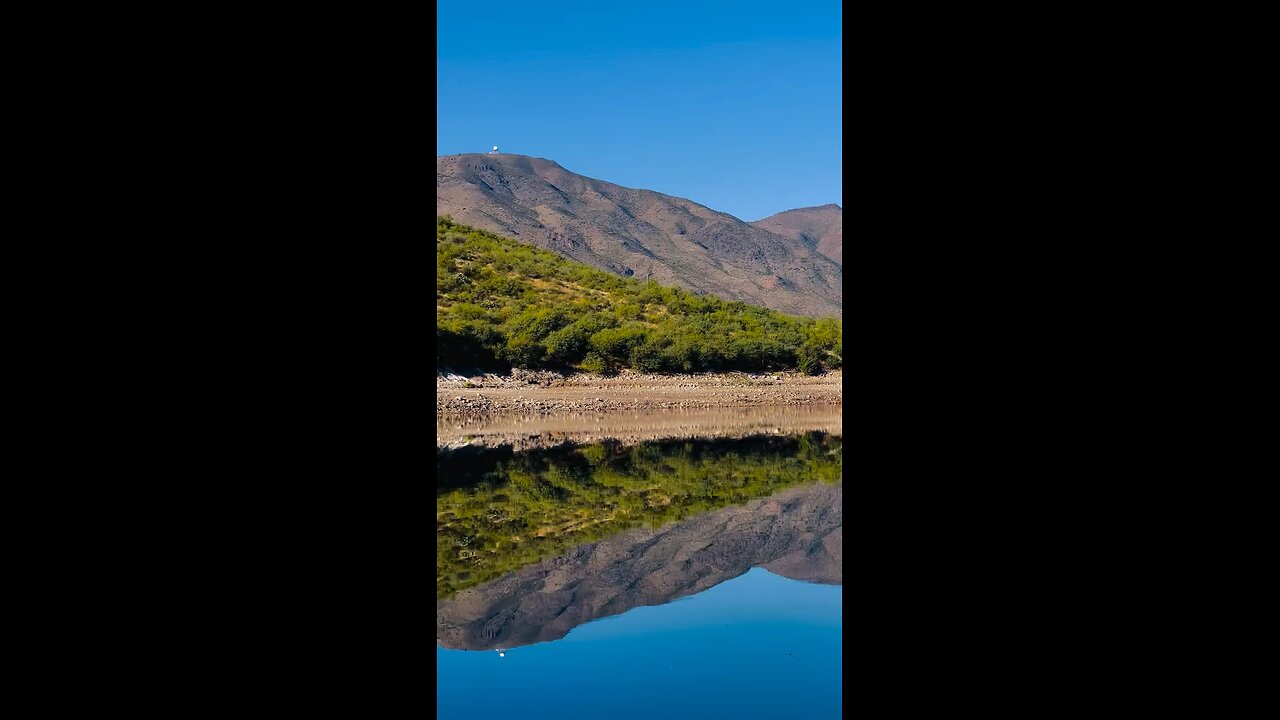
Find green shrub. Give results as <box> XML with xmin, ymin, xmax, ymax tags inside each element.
<box><xmin>436</xmin><ymin>216</ymin><xmax>840</xmax><ymax>375</ymax></box>
<box><xmin>578</xmin><ymin>352</ymin><xmax>608</xmax><ymax>374</ymax></box>
<box><xmin>796</xmin><ymin>343</ymin><xmax>823</xmax><ymax>375</ymax></box>
<box><xmin>630</xmin><ymin>339</ymin><xmax>668</xmax><ymax>373</ymax></box>
<box><xmin>589</xmin><ymin>326</ymin><xmax>649</xmax><ymax>364</ymax></box>
<box><xmin>502</xmin><ymin>336</ymin><xmax>546</xmax><ymax>367</ymax></box>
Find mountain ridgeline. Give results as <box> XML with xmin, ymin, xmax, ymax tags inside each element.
<box><xmin>437</xmin><ymin>154</ymin><xmax>842</xmax><ymax>317</ymax></box>
<box><xmin>751</xmin><ymin>204</ymin><xmax>843</xmax><ymax>265</ymax></box>
<box><xmin>437</xmin><ymin>217</ymin><xmax>841</xmax><ymax>375</ymax></box>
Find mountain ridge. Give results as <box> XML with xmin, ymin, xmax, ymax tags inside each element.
<box><xmin>751</xmin><ymin>204</ymin><xmax>843</xmax><ymax>265</ymax></box>
<box><xmin>437</xmin><ymin>153</ymin><xmax>841</xmax><ymax>317</ymax></box>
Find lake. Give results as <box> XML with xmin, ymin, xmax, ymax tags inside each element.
<box><xmin>437</xmin><ymin>432</ymin><xmax>842</xmax><ymax>718</ymax></box>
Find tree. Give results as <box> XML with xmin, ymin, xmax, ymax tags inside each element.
<box><xmin>589</xmin><ymin>326</ymin><xmax>648</xmax><ymax>367</ymax></box>
<box><xmin>796</xmin><ymin>343</ymin><xmax>823</xmax><ymax>375</ymax></box>
<box><xmin>502</xmin><ymin>336</ymin><xmax>546</xmax><ymax>368</ymax></box>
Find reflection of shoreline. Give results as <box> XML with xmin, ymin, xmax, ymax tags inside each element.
<box><xmin>438</xmin><ymin>403</ymin><xmax>842</xmax><ymax>452</ymax></box>
<box><xmin>436</xmin><ymin>481</ymin><xmax>841</xmax><ymax>652</ymax></box>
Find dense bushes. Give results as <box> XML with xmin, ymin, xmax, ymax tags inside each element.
<box><xmin>437</xmin><ymin>216</ymin><xmax>841</xmax><ymax>374</ymax></box>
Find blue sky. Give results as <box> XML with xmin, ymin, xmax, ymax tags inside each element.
<box><xmin>437</xmin><ymin>1</ymin><xmax>842</xmax><ymax>222</ymax></box>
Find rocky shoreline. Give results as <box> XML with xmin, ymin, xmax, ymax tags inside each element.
<box><xmin>437</xmin><ymin>368</ymin><xmax>841</xmax><ymax>415</ymax></box>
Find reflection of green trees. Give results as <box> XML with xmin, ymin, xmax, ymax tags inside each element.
<box><xmin>436</xmin><ymin>433</ymin><xmax>842</xmax><ymax>599</ymax></box>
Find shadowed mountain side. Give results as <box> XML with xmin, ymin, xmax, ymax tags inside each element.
<box><xmin>751</xmin><ymin>204</ymin><xmax>842</xmax><ymax>265</ymax></box>
<box><xmin>436</xmin><ymin>482</ymin><xmax>841</xmax><ymax>651</ymax></box>
<box><xmin>437</xmin><ymin>154</ymin><xmax>842</xmax><ymax>317</ymax></box>
<box><xmin>760</xmin><ymin>526</ymin><xmax>841</xmax><ymax>584</ymax></box>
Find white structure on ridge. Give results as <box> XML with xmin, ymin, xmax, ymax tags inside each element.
<box><xmin>489</xmin><ymin>145</ymin><xmax>500</xmax><ymax>154</ymax></box>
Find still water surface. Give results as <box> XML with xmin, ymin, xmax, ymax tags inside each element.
<box><xmin>438</xmin><ymin>568</ymin><xmax>841</xmax><ymax>719</ymax></box>
<box><xmin>437</xmin><ymin>433</ymin><xmax>842</xmax><ymax>718</ymax></box>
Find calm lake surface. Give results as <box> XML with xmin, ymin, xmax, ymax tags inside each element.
<box><xmin>437</xmin><ymin>433</ymin><xmax>842</xmax><ymax>718</ymax></box>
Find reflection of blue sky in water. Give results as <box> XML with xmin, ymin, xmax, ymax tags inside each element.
<box><xmin>437</xmin><ymin>568</ymin><xmax>841</xmax><ymax>719</ymax></box>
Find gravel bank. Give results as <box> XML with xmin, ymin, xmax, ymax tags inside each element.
<box><xmin>437</xmin><ymin>369</ymin><xmax>841</xmax><ymax>415</ymax></box>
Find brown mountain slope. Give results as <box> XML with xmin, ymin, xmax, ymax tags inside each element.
<box><xmin>751</xmin><ymin>204</ymin><xmax>842</xmax><ymax>265</ymax></box>
<box><xmin>437</xmin><ymin>154</ymin><xmax>842</xmax><ymax>317</ymax></box>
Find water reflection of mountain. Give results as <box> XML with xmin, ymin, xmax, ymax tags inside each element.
<box><xmin>436</xmin><ymin>481</ymin><xmax>840</xmax><ymax>651</ymax></box>
<box><xmin>437</xmin><ymin>433</ymin><xmax>842</xmax><ymax>599</ymax></box>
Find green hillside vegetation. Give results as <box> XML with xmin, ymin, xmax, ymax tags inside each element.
<box><xmin>437</xmin><ymin>216</ymin><xmax>841</xmax><ymax>374</ymax></box>
<box><xmin>436</xmin><ymin>433</ymin><xmax>842</xmax><ymax>598</ymax></box>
